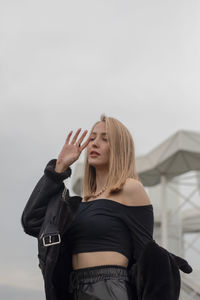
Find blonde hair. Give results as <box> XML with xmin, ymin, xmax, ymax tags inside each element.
<box><xmin>82</xmin><ymin>114</ymin><xmax>139</xmax><ymax>201</ymax></box>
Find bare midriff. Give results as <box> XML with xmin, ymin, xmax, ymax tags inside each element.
<box><xmin>72</xmin><ymin>251</ymin><xmax>129</xmax><ymax>270</ymax></box>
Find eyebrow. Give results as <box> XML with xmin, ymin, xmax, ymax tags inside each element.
<box><xmin>91</xmin><ymin>132</ymin><xmax>107</xmax><ymax>135</ymax></box>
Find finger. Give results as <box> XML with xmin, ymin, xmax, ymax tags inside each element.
<box><xmin>65</xmin><ymin>130</ymin><xmax>73</xmax><ymax>144</ymax></box>
<box><xmin>80</xmin><ymin>134</ymin><xmax>91</xmax><ymax>151</ymax></box>
<box><xmin>77</xmin><ymin>130</ymin><xmax>88</xmax><ymax>146</ymax></box>
<box><xmin>71</xmin><ymin>128</ymin><xmax>82</xmax><ymax>144</ymax></box>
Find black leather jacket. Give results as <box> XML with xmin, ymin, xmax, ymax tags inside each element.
<box><xmin>21</xmin><ymin>159</ymin><xmax>193</xmax><ymax>300</ymax></box>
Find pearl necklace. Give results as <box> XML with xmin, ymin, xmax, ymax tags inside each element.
<box><xmin>91</xmin><ymin>185</ymin><xmax>107</xmax><ymax>198</ymax></box>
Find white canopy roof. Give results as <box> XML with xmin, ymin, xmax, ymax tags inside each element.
<box><xmin>136</xmin><ymin>129</ymin><xmax>200</xmax><ymax>186</ymax></box>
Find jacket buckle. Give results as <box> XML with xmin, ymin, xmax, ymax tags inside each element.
<box><xmin>42</xmin><ymin>233</ymin><xmax>61</xmax><ymax>247</ymax></box>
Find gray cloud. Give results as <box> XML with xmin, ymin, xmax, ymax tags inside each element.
<box><xmin>1</xmin><ymin>0</ymin><xmax>200</xmax><ymax>298</ymax></box>
<box><xmin>0</xmin><ymin>285</ymin><xmax>44</xmax><ymax>300</ymax></box>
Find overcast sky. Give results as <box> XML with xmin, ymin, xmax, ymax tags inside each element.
<box><xmin>1</xmin><ymin>0</ymin><xmax>200</xmax><ymax>299</ymax></box>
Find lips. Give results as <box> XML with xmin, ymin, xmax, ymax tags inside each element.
<box><xmin>90</xmin><ymin>151</ymin><xmax>100</xmax><ymax>155</ymax></box>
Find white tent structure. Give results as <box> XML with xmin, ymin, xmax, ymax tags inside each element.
<box><xmin>136</xmin><ymin>129</ymin><xmax>200</xmax><ymax>186</ymax></box>
<box><xmin>71</xmin><ymin>129</ymin><xmax>200</xmax><ymax>299</ymax></box>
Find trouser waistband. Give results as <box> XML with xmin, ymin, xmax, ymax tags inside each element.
<box><xmin>69</xmin><ymin>264</ymin><xmax>130</xmax><ymax>292</ymax></box>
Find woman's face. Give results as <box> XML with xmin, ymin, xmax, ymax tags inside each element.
<box><xmin>87</xmin><ymin>121</ymin><xmax>110</xmax><ymax>168</ymax></box>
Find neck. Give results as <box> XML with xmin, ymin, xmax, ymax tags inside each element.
<box><xmin>94</xmin><ymin>165</ymin><xmax>109</xmax><ymax>194</ymax></box>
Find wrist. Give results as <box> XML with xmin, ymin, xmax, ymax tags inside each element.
<box><xmin>55</xmin><ymin>160</ymin><xmax>69</xmax><ymax>173</ymax></box>
<box><xmin>55</xmin><ymin>164</ymin><xmax>67</xmax><ymax>173</ymax></box>
<box><xmin>44</xmin><ymin>159</ymin><xmax>72</xmax><ymax>183</ymax></box>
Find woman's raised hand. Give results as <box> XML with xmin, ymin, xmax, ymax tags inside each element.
<box><xmin>55</xmin><ymin>128</ymin><xmax>90</xmax><ymax>172</ymax></box>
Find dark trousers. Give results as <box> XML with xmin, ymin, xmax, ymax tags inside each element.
<box><xmin>68</xmin><ymin>264</ymin><xmax>134</xmax><ymax>300</ymax></box>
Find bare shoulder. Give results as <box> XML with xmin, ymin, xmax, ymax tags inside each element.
<box><xmin>123</xmin><ymin>178</ymin><xmax>151</xmax><ymax>206</ymax></box>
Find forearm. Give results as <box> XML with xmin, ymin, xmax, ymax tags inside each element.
<box><xmin>21</xmin><ymin>159</ymin><xmax>72</xmax><ymax>237</ymax></box>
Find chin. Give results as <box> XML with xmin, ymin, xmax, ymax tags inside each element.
<box><xmin>88</xmin><ymin>162</ymin><xmax>99</xmax><ymax>168</ymax></box>
<box><xmin>89</xmin><ymin>161</ymin><xmax>109</xmax><ymax>169</ymax></box>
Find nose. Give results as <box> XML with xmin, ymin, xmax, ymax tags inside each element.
<box><xmin>91</xmin><ymin>141</ymin><xmax>99</xmax><ymax>148</ymax></box>
<box><xmin>89</xmin><ymin>138</ymin><xmax>101</xmax><ymax>150</ymax></box>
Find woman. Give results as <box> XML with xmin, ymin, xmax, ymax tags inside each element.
<box><xmin>51</xmin><ymin>113</ymin><xmax>152</xmax><ymax>299</ymax></box>
<box><xmin>21</xmin><ymin>114</ymin><xmax>192</xmax><ymax>300</ymax></box>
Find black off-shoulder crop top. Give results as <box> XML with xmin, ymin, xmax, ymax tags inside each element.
<box><xmin>66</xmin><ymin>199</ymin><xmax>154</xmax><ymax>264</ymax></box>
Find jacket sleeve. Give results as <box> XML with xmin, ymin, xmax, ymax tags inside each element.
<box><xmin>21</xmin><ymin>159</ymin><xmax>72</xmax><ymax>238</ymax></box>
<box><xmin>130</xmin><ymin>240</ymin><xmax>193</xmax><ymax>300</ymax></box>
<box><xmin>123</xmin><ymin>204</ymin><xmax>154</xmax><ymax>262</ymax></box>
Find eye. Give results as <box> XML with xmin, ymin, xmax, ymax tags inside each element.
<box><xmin>89</xmin><ymin>137</ymin><xmax>108</xmax><ymax>141</ymax></box>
